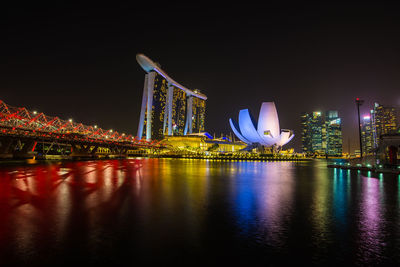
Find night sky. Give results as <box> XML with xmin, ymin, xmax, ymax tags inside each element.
<box><xmin>2</xmin><ymin>3</ymin><xmax>400</xmax><ymax>152</ymax></box>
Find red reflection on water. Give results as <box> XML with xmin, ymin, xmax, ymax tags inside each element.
<box><xmin>0</xmin><ymin>159</ymin><xmax>142</xmax><ymax>258</ymax></box>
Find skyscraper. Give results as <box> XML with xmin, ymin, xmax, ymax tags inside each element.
<box><xmin>361</xmin><ymin>114</ymin><xmax>373</xmax><ymax>155</ymax></box>
<box><xmin>136</xmin><ymin>54</ymin><xmax>207</xmax><ymax>140</ymax></box>
<box><xmin>301</xmin><ymin>110</ymin><xmax>343</xmax><ymax>156</ymax></box>
<box><xmin>300</xmin><ymin>113</ymin><xmax>312</xmax><ymax>154</ymax></box>
<box><xmin>325</xmin><ymin>111</ymin><xmax>343</xmax><ymax>156</ymax></box>
<box><xmin>371</xmin><ymin>102</ymin><xmax>398</xmax><ymax>148</ymax></box>
<box><xmin>301</xmin><ymin>111</ymin><xmax>325</xmax><ymax>155</ymax></box>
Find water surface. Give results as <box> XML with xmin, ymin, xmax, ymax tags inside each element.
<box><xmin>0</xmin><ymin>159</ymin><xmax>399</xmax><ymax>266</ymax></box>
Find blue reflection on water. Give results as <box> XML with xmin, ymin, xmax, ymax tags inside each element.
<box><xmin>0</xmin><ymin>159</ymin><xmax>400</xmax><ymax>265</ymax></box>
<box><xmin>232</xmin><ymin>162</ymin><xmax>254</xmax><ymax>232</ymax></box>
<box><xmin>333</xmin><ymin>168</ymin><xmax>348</xmax><ymax>231</ymax></box>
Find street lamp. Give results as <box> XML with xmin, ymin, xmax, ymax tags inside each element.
<box><xmin>355</xmin><ymin>98</ymin><xmax>364</xmax><ymax>158</ymax></box>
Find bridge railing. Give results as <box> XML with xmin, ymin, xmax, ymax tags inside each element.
<box><xmin>0</xmin><ymin>99</ymin><xmax>163</xmax><ymax>148</ymax></box>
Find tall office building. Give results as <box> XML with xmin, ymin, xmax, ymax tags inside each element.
<box><xmin>370</xmin><ymin>102</ymin><xmax>398</xmax><ymax>148</ymax></box>
<box><xmin>301</xmin><ymin>112</ymin><xmax>325</xmax><ymax>154</ymax></box>
<box><xmin>301</xmin><ymin>110</ymin><xmax>343</xmax><ymax>156</ymax></box>
<box><xmin>325</xmin><ymin>111</ymin><xmax>343</xmax><ymax>156</ymax></box>
<box><xmin>136</xmin><ymin>54</ymin><xmax>207</xmax><ymax>140</ymax></box>
<box><xmin>361</xmin><ymin>114</ymin><xmax>373</xmax><ymax>155</ymax></box>
<box><xmin>311</xmin><ymin>112</ymin><xmax>326</xmax><ymax>154</ymax></box>
<box><xmin>300</xmin><ymin>113</ymin><xmax>312</xmax><ymax>154</ymax></box>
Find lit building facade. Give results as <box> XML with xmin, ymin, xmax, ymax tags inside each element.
<box><xmin>325</xmin><ymin>111</ymin><xmax>342</xmax><ymax>156</ymax></box>
<box><xmin>300</xmin><ymin>113</ymin><xmax>312</xmax><ymax>154</ymax></box>
<box><xmin>301</xmin><ymin>110</ymin><xmax>343</xmax><ymax>156</ymax></box>
<box><xmin>371</xmin><ymin>102</ymin><xmax>398</xmax><ymax>149</ymax></box>
<box><xmin>361</xmin><ymin>115</ymin><xmax>373</xmax><ymax>155</ymax></box>
<box><xmin>192</xmin><ymin>96</ymin><xmax>206</xmax><ymax>134</ymax></box>
<box><xmin>136</xmin><ymin>54</ymin><xmax>207</xmax><ymax>140</ymax></box>
<box><xmin>162</xmin><ymin>133</ymin><xmax>246</xmax><ymax>153</ymax></box>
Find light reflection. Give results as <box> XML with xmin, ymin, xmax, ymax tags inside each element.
<box><xmin>358</xmin><ymin>175</ymin><xmax>384</xmax><ymax>263</ymax></box>
<box><xmin>0</xmin><ymin>159</ymin><xmax>399</xmax><ymax>265</ymax></box>
<box><xmin>258</xmin><ymin>162</ymin><xmax>294</xmax><ymax>247</ymax></box>
<box><xmin>0</xmin><ymin>159</ymin><xmax>143</xmax><ymax>258</ymax></box>
<box><xmin>229</xmin><ymin>161</ymin><xmax>295</xmax><ymax>247</ymax></box>
<box><xmin>333</xmin><ymin>167</ymin><xmax>348</xmax><ymax>231</ymax></box>
<box><xmin>311</xmin><ymin>161</ymin><xmax>331</xmax><ymax>241</ymax></box>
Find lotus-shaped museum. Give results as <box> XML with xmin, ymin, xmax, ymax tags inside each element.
<box><xmin>229</xmin><ymin>102</ymin><xmax>294</xmax><ymax>148</ymax></box>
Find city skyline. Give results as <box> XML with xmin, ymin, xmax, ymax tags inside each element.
<box><xmin>2</xmin><ymin>4</ymin><xmax>400</xmax><ymax>266</ymax></box>
<box><xmin>301</xmin><ymin>110</ymin><xmax>343</xmax><ymax>156</ymax></box>
<box><xmin>2</xmin><ymin>3</ymin><xmax>400</xmax><ymax>152</ymax></box>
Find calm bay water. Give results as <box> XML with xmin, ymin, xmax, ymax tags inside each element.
<box><xmin>0</xmin><ymin>158</ymin><xmax>400</xmax><ymax>266</ymax></box>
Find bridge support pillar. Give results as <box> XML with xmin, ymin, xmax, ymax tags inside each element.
<box><xmin>15</xmin><ymin>140</ymin><xmax>36</xmax><ymax>158</ymax></box>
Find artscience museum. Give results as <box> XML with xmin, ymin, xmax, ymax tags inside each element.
<box><xmin>229</xmin><ymin>102</ymin><xmax>294</xmax><ymax>149</ymax></box>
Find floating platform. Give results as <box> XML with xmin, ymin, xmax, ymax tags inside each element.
<box><xmin>327</xmin><ymin>164</ymin><xmax>400</xmax><ymax>174</ymax></box>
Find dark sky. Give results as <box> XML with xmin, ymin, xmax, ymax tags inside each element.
<box><xmin>2</xmin><ymin>3</ymin><xmax>400</xmax><ymax>152</ymax></box>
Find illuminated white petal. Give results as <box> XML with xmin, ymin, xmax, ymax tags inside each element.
<box><xmin>229</xmin><ymin>118</ymin><xmax>251</xmax><ymax>144</ymax></box>
<box><xmin>238</xmin><ymin>109</ymin><xmax>264</xmax><ymax>144</ymax></box>
<box><xmin>229</xmin><ymin>102</ymin><xmax>294</xmax><ymax>148</ymax></box>
<box><xmin>257</xmin><ymin>102</ymin><xmax>280</xmax><ymax>140</ymax></box>
<box><xmin>277</xmin><ymin>130</ymin><xmax>294</xmax><ymax>146</ymax></box>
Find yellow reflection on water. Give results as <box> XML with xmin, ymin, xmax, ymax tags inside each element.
<box><xmin>311</xmin><ymin>161</ymin><xmax>331</xmax><ymax>238</ymax></box>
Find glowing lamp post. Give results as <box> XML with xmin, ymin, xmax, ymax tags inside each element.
<box><xmin>355</xmin><ymin>98</ymin><xmax>364</xmax><ymax>158</ymax></box>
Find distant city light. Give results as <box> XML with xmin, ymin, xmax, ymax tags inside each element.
<box><xmin>329</xmin><ymin>118</ymin><xmax>341</xmax><ymax>125</ymax></box>
<box><xmin>363</xmin><ymin>115</ymin><xmax>370</xmax><ymax>120</ymax></box>
<box><xmin>94</xmin><ymin>125</ymin><xmax>97</xmax><ymax>129</ymax></box>
<box><xmin>69</xmin><ymin>119</ymin><xmax>73</xmax><ymax>122</ymax></box>
<box><xmin>33</xmin><ymin>111</ymin><xmax>37</xmax><ymax>115</ymax></box>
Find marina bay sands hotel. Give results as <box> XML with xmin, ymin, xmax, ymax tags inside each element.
<box><xmin>136</xmin><ymin>54</ymin><xmax>207</xmax><ymax>141</ymax></box>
